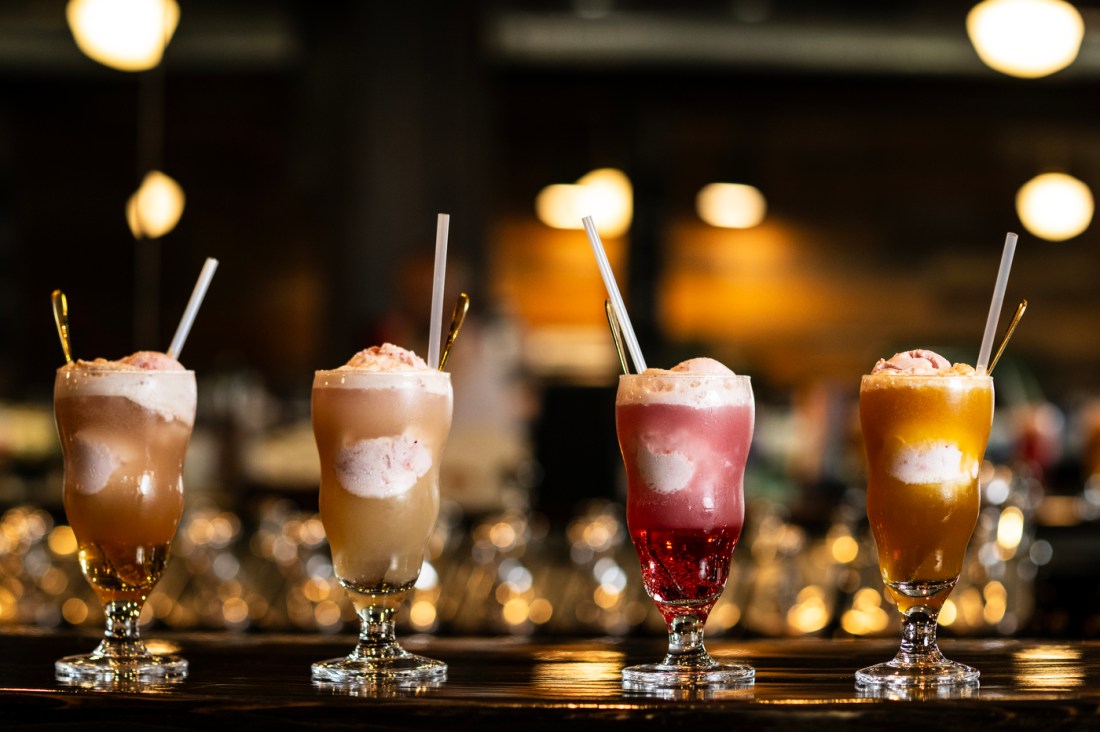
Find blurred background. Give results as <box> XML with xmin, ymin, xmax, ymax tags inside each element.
<box><xmin>2</xmin><ymin>0</ymin><xmax>1100</xmax><ymax>641</ymax></box>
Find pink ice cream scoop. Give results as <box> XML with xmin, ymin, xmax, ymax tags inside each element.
<box><xmin>669</xmin><ymin>357</ymin><xmax>735</xmax><ymax>375</ymax></box>
<box><xmin>119</xmin><ymin>351</ymin><xmax>186</xmax><ymax>371</ymax></box>
<box><xmin>340</xmin><ymin>343</ymin><xmax>430</xmax><ymax>372</ymax></box>
<box><xmin>871</xmin><ymin>349</ymin><xmax>952</xmax><ymax>375</ymax></box>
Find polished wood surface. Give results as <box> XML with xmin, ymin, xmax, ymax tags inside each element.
<box><xmin>2</xmin><ymin>629</ymin><xmax>1099</xmax><ymax>729</ymax></box>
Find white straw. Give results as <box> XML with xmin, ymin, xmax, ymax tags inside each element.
<box><xmin>427</xmin><ymin>213</ymin><xmax>450</xmax><ymax>369</ymax></box>
<box><xmin>976</xmin><ymin>232</ymin><xmax>1018</xmax><ymax>372</ymax></box>
<box><xmin>582</xmin><ymin>215</ymin><xmax>647</xmax><ymax>373</ymax></box>
<box><xmin>167</xmin><ymin>257</ymin><xmax>219</xmax><ymax>360</ymax></box>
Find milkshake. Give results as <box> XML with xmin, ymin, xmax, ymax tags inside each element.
<box><xmin>311</xmin><ymin>343</ymin><xmax>452</xmax><ymax>683</ymax></box>
<box><xmin>54</xmin><ymin>351</ymin><xmax>196</xmax><ymax>683</ymax></box>
<box><xmin>857</xmin><ymin>348</ymin><xmax>993</xmax><ymax>688</ymax></box>
<box><xmin>616</xmin><ymin>357</ymin><xmax>755</xmax><ymax>687</ymax></box>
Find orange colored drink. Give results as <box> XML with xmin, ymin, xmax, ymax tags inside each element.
<box><xmin>860</xmin><ymin>373</ymin><xmax>993</xmax><ymax>612</ymax></box>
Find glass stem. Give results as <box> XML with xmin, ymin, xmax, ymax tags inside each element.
<box><xmin>661</xmin><ymin>613</ymin><xmax>714</xmax><ymax>669</ymax></box>
<box><xmin>895</xmin><ymin>606</ymin><xmax>946</xmax><ymax>667</ymax></box>
<box><xmin>95</xmin><ymin>600</ymin><xmax>148</xmax><ymax>659</ymax></box>
<box><xmin>351</xmin><ymin>605</ymin><xmax>405</xmax><ymax>661</ymax></box>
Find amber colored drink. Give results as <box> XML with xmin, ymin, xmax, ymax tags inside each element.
<box><xmin>861</xmin><ymin>373</ymin><xmax>993</xmax><ymax>612</ymax></box>
<box><xmin>55</xmin><ymin>369</ymin><xmax>195</xmax><ymax>607</ymax></box>
<box><xmin>312</xmin><ymin>370</ymin><xmax>452</xmax><ymax>613</ymax></box>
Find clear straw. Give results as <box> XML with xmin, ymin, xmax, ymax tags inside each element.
<box><xmin>976</xmin><ymin>232</ymin><xmax>1018</xmax><ymax>372</ymax></box>
<box><xmin>167</xmin><ymin>257</ymin><xmax>219</xmax><ymax>360</ymax></box>
<box><xmin>582</xmin><ymin>215</ymin><xmax>646</xmax><ymax>372</ymax></box>
<box><xmin>427</xmin><ymin>213</ymin><xmax>450</xmax><ymax>369</ymax></box>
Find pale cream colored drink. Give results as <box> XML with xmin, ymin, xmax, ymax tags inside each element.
<box><xmin>313</xmin><ymin>344</ymin><xmax>452</xmax><ymax>613</ymax></box>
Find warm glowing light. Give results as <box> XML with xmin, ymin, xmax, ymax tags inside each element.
<box><xmin>528</xmin><ymin>598</ymin><xmax>553</xmax><ymax>624</ymax></box>
<box><xmin>535</xmin><ymin>168</ymin><xmax>632</xmax><ymax>236</ymax></box>
<box><xmin>503</xmin><ymin>597</ymin><xmax>530</xmax><ymax>625</ymax></box>
<box><xmin>313</xmin><ymin>600</ymin><xmax>342</xmax><ymax>627</ymax></box>
<box><xmin>967</xmin><ymin>0</ymin><xmax>1083</xmax><ymax>78</ymax></box>
<box><xmin>997</xmin><ymin>506</ymin><xmax>1026</xmax><ymax>550</ymax></box>
<box><xmin>62</xmin><ymin>597</ymin><xmax>90</xmax><ymax>625</ymax></box>
<box><xmin>222</xmin><ymin>597</ymin><xmax>249</xmax><ymax>625</ymax></box>
<box><xmin>127</xmin><ymin>170</ymin><xmax>186</xmax><ymax>239</ymax></box>
<box><xmin>983</xmin><ymin>581</ymin><xmax>1008</xmax><ymax>624</ymax></box>
<box><xmin>787</xmin><ymin>586</ymin><xmax>829</xmax><ymax>634</ymax></box>
<box><xmin>696</xmin><ymin>183</ymin><xmax>767</xmax><ymax>229</ymax></box>
<box><xmin>1016</xmin><ymin>172</ymin><xmax>1094</xmax><ymax>241</ymax></box>
<box><xmin>940</xmin><ymin>599</ymin><xmax>958</xmax><ymax>626</ymax></box>
<box><xmin>830</xmin><ymin>535</ymin><xmax>859</xmax><ymax>564</ymax></box>
<box><xmin>409</xmin><ymin>600</ymin><xmax>437</xmax><ymax>629</ymax></box>
<box><xmin>47</xmin><ymin>525</ymin><xmax>78</xmax><ymax>556</ymax></box>
<box><xmin>577</xmin><ymin>168</ymin><xmax>633</xmax><ymax>236</ymax></box>
<box><xmin>66</xmin><ymin>0</ymin><xmax>180</xmax><ymax>72</ymax></box>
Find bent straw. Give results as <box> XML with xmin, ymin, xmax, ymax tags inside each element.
<box><xmin>167</xmin><ymin>257</ymin><xmax>219</xmax><ymax>360</ymax></box>
<box><xmin>583</xmin><ymin>215</ymin><xmax>647</xmax><ymax>373</ymax></box>
<box><xmin>976</xmin><ymin>232</ymin><xmax>1018</xmax><ymax>372</ymax></box>
<box><xmin>428</xmin><ymin>213</ymin><xmax>450</xmax><ymax>369</ymax></box>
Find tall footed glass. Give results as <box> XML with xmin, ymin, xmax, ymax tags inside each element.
<box><xmin>53</xmin><ymin>366</ymin><xmax>196</xmax><ymax>684</ymax></box>
<box><xmin>857</xmin><ymin>371</ymin><xmax>993</xmax><ymax>688</ymax></box>
<box><xmin>616</xmin><ymin>371</ymin><xmax>755</xmax><ymax>688</ymax></box>
<box><xmin>311</xmin><ymin>369</ymin><xmax>452</xmax><ymax>684</ymax></box>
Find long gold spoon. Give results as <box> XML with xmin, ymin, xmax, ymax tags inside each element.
<box><xmin>51</xmin><ymin>289</ymin><xmax>73</xmax><ymax>364</ymax></box>
<box><xmin>438</xmin><ymin>292</ymin><xmax>470</xmax><ymax>371</ymax></box>
<box><xmin>604</xmin><ymin>299</ymin><xmax>629</xmax><ymax>376</ymax></box>
<box><xmin>988</xmin><ymin>299</ymin><xmax>1027</xmax><ymax>375</ymax></box>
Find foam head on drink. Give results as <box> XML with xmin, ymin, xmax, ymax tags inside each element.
<box><xmin>616</xmin><ymin>357</ymin><xmax>754</xmax><ymax>622</ymax></box>
<box><xmin>54</xmin><ymin>351</ymin><xmax>196</xmax><ymax>605</ymax></box>
<box><xmin>312</xmin><ymin>344</ymin><xmax>452</xmax><ymax>612</ymax></box>
<box><xmin>860</xmin><ymin>348</ymin><xmax>993</xmax><ymax>612</ymax></box>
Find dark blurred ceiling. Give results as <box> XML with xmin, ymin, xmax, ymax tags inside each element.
<box><xmin>2</xmin><ymin>1</ymin><xmax>1099</xmax><ymax>397</ymax></box>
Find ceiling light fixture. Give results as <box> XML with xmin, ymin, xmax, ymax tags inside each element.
<box><xmin>696</xmin><ymin>183</ymin><xmax>767</xmax><ymax>229</ymax></box>
<box><xmin>1015</xmin><ymin>172</ymin><xmax>1093</xmax><ymax>241</ymax></box>
<box><xmin>66</xmin><ymin>0</ymin><xmax>180</xmax><ymax>72</ymax></box>
<box><xmin>967</xmin><ymin>0</ymin><xmax>1084</xmax><ymax>78</ymax></box>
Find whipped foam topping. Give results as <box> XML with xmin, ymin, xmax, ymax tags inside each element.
<box><xmin>618</xmin><ymin>357</ymin><xmax>751</xmax><ymax>408</ymax></box>
<box><xmin>340</xmin><ymin>343</ymin><xmax>430</xmax><ymax>371</ymax></box>
<box><xmin>887</xmin><ymin>442</ymin><xmax>980</xmax><ymax>486</ymax></box>
<box><xmin>318</xmin><ymin>344</ymin><xmax>450</xmax><ymax>395</ymax></box>
<box><xmin>335</xmin><ymin>433</ymin><xmax>432</xmax><ymax>498</ymax></box>
<box><xmin>57</xmin><ymin>354</ymin><xmax>196</xmax><ymax>424</ymax></box>
<box><xmin>870</xmin><ymin>349</ymin><xmax>977</xmax><ymax>377</ymax></box>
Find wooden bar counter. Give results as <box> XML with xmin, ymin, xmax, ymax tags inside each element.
<box><xmin>2</xmin><ymin>629</ymin><xmax>1098</xmax><ymax>729</ymax></box>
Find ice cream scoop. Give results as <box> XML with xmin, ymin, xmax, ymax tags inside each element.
<box><xmin>871</xmin><ymin>349</ymin><xmax>976</xmax><ymax>377</ymax></box>
<box><xmin>340</xmin><ymin>343</ymin><xmax>431</xmax><ymax>372</ymax></box>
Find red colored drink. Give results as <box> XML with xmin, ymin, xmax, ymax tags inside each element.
<box><xmin>616</xmin><ymin>374</ymin><xmax>754</xmax><ymax>623</ymax></box>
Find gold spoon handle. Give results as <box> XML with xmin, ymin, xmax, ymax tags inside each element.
<box><xmin>988</xmin><ymin>299</ymin><xmax>1027</xmax><ymax>375</ymax></box>
<box><xmin>438</xmin><ymin>292</ymin><xmax>470</xmax><ymax>371</ymax></box>
<box><xmin>51</xmin><ymin>289</ymin><xmax>73</xmax><ymax>364</ymax></box>
<box><xmin>604</xmin><ymin>299</ymin><xmax>629</xmax><ymax>376</ymax></box>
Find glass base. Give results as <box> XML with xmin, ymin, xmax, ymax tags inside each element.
<box><xmin>856</xmin><ymin>658</ymin><xmax>979</xmax><ymax>688</ymax></box>
<box><xmin>55</xmin><ymin>652</ymin><xmax>188</xmax><ymax>685</ymax></box>
<box><xmin>312</xmin><ymin>650</ymin><xmax>447</xmax><ymax>684</ymax></box>
<box><xmin>622</xmin><ymin>660</ymin><xmax>754</xmax><ymax>689</ymax></box>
